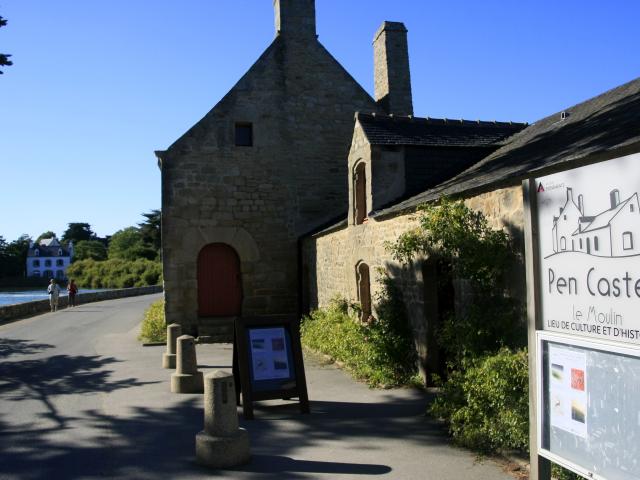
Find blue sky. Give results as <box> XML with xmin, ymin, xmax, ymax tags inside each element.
<box><xmin>1</xmin><ymin>1</ymin><xmax>638</xmax><ymax>242</ymax></box>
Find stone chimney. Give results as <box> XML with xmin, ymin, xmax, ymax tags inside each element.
<box><xmin>373</xmin><ymin>21</ymin><xmax>413</xmax><ymax>116</ymax></box>
<box><xmin>274</xmin><ymin>0</ymin><xmax>316</xmax><ymax>39</ymax></box>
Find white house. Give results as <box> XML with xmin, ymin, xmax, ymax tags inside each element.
<box><xmin>552</xmin><ymin>187</ymin><xmax>640</xmax><ymax>257</ymax></box>
<box><xmin>26</xmin><ymin>237</ymin><xmax>74</xmax><ymax>280</ymax></box>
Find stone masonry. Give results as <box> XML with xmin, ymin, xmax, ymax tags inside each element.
<box><xmin>157</xmin><ymin>0</ymin><xmax>379</xmax><ymax>337</ymax></box>
<box><xmin>302</xmin><ymin>184</ymin><xmax>524</xmax><ymax>382</ymax></box>
<box><xmin>373</xmin><ymin>22</ymin><xmax>413</xmax><ymax>116</ymax></box>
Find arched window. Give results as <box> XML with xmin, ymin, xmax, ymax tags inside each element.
<box><xmin>35</xmin><ymin>249</ymin><xmax>39</xmax><ymax>256</ymax></box>
<box><xmin>33</xmin><ymin>260</ymin><xmax>40</xmax><ymax>267</ymax></box>
<box><xmin>58</xmin><ymin>249</ymin><xmax>63</xmax><ymax>256</ymax></box>
<box><xmin>594</xmin><ymin>236</ymin><xmax>599</xmax><ymax>251</ymax></box>
<box><xmin>356</xmin><ymin>261</ymin><xmax>371</xmax><ymax>322</ymax></box>
<box><xmin>56</xmin><ymin>259</ymin><xmax>64</xmax><ymax>266</ymax></box>
<box><xmin>623</xmin><ymin>232</ymin><xmax>634</xmax><ymax>250</ymax></box>
<box><xmin>353</xmin><ymin>162</ymin><xmax>367</xmax><ymax>225</ymax></box>
<box><xmin>560</xmin><ymin>237</ymin><xmax>567</xmax><ymax>251</ymax></box>
<box><xmin>45</xmin><ymin>259</ymin><xmax>52</xmax><ymax>267</ymax></box>
<box><xmin>56</xmin><ymin>270</ymin><xmax>64</xmax><ymax>279</ymax></box>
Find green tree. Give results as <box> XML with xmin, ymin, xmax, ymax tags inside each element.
<box><xmin>35</xmin><ymin>231</ymin><xmax>57</xmax><ymax>244</ymax></box>
<box><xmin>0</xmin><ymin>234</ymin><xmax>32</xmax><ymax>277</ymax></box>
<box><xmin>73</xmin><ymin>240</ymin><xmax>107</xmax><ymax>261</ymax></box>
<box><xmin>138</xmin><ymin>209</ymin><xmax>161</xmax><ymax>256</ymax></box>
<box><xmin>0</xmin><ymin>236</ymin><xmax>10</xmax><ymax>277</ymax></box>
<box><xmin>0</xmin><ymin>15</ymin><xmax>12</xmax><ymax>75</ymax></box>
<box><xmin>62</xmin><ymin>222</ymin><xmax>96</xmax><ymax>244</ymax></box>
<box><xmin>108</xmin><ymin>227</ymin><xmax>156</xmax><ymax>261</ymax></box>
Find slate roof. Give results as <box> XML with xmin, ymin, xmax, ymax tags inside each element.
<box><xmin>373</xmin><ymin>76</ymin><xmax>640</xmax><ymax>218</ymax></box>
<box><xmin>357</xmin><ymin>112</ymin><xmax>527</xmax><ymax>148</ymax></box>
<box><xmin>28</xmin><ymin>244</ymin><xmax>71</xmax><ymax>258</ymax></box>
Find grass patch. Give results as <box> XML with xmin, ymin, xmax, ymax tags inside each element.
<box><xmin>138</xmin><ymin>299</ymin><xmax>166</xmax><ymax>343</ymax></box>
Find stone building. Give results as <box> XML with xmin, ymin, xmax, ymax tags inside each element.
<box><xmin>158</xmin><ymin>1</ymin><xmax>640</xmax><ymax>381</ymax></box>
<box><xmin>302</xmin><ymin>76</ymin><xmax>640</xmax><ymax>382</ymax></box>
<box><xmin>157</xmin><ymin>0</ymin><xmax>401</xmax><ymax>338</ymax></box>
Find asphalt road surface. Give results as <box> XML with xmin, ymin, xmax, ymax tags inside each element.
<box><xmin>0</xmin><ymin>294</ymin><xmax>516</xmax><ymax>480</ymax></box>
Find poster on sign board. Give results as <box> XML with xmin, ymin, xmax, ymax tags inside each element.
<box><xmin>535</xmin><ymin>152</ymin><xmax>640</xmax><ymax>346</ymax></box>
<box><xmin>548</xmin><ymin>344</ymin><xmax>587</xmax><ymax>438</ymax></box>
<box><xmin>249</xmin><ymin>327</ymin><xmax>291</xmax><ymax>381</ymax></box>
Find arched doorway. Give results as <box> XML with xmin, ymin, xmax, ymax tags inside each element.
<box><xmin>197</xmin><ymin>243</ymin><xmax>242</xmax><ymax>317</ymax></box>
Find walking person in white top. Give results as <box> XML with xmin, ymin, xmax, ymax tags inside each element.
<box><xmin>47</xmin><ymin>278</ymin><xmax>60</xmax><ymax>312</ymax></box>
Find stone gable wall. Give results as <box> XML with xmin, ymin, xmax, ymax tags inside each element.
<box><xmin>161</xmin><ymin>36</ymin><xmax>379</xmax><ymax>337</ymax></box>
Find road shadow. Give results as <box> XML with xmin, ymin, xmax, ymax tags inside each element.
<box><xmin>0</xmin><ymin>337</ymin><xmax>54</xmax><ymax>359</ymax></box>
<box><xmin>0</xmin><ymin>387</ymin><xmax>446</xmax><ymax>479</ymax></box>
<box><xmin>0</xmin><ymin>349</ymin><xmax>159</xmax><ymax>430</ymax></box>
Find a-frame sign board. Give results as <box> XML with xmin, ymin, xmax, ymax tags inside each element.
<box><xmin>232</xmin><ymin>315</ymin><xmax>310</xmax><ymax>420</ymax></box>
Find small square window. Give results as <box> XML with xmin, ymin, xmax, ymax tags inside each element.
<box><xmin>235</xmin><ymin>123</ymin><xmax>253</xmax><ymax>147</ymax></box>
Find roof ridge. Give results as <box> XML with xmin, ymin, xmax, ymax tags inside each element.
<box><xmin>357</xmin><ymin>111</ymin><xmax>527</xmax><ymax>127</ymax></box>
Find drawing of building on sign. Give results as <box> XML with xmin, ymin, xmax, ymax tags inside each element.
<box><xmin>551</xmin><ymin>187</ymin><xmax>640</xmax><ymax>257</ymax></box>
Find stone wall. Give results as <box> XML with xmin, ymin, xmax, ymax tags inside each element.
<box><xmin>302</xmin><ymin>184</ymin><xmax>525</xmax><ymax>382</ymax></box>
<box><xmin>0</xmin><ymin>285</ymin><xmax>163</xmax><ymax>325</ymax></box>
<box><xmin>160</xmin><ymin>31</ymin><xmax>379</xmax><ymax>336</ymax></box>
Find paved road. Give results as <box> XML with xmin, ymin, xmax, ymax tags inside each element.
<box><xmin>0</xmin><ymin>294</ymin><xmax>515</xmax><ymax>479</ymax></box>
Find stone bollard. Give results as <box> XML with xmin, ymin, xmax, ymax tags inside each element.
<box><xmin>171</xmin><ymin>335</ymin><xmax>204</xmax><ymax>393</ymax></box>
<box><xmin>196</xmin><ymin>371</ymin><xmax>250</xmax><ymax>468</ymax></box>
<box><xmin>162</xmin><ymin>323</ymin><xmax>182</xmax><ymax>369</ymax></box>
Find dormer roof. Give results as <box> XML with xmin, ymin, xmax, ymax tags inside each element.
<box><xmin>357</xmin><ymin>112</ymin><xmax>526</xmax><ymax>148</ymax></box>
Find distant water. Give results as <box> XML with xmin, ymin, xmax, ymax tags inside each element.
<box><xmin>0</xmin><ymin>289</ymin><xmax>106</xmax><ymax>306</ymax></box>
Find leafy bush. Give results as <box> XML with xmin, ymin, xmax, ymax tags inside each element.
<box><xmin>301</xmin><ymin>278</ymin><xmax>417</xmax><ymax>388</ymax></box>
<box><xmin>388</xmin><ymin>197</ymin><xmax>525</xmax><ymax>364</ymax></box>
<box><xmin>429</xmin><ymin>348</ymin><xmax>529</xmax><ymax>453</ymax></box>
<box><xmin>66</xmin><ymin>258</ymin><xmax>162</xmax><ymax>289</ymax></box>
<box><xmin>138</xmin><ymin>300</ymin><xmax>166</xmax><ymax>343</ymax></box>
<box><xmin>386</xmin><ymin>197</ymin><xmax>530</xmax><ymax>454</ymax></box>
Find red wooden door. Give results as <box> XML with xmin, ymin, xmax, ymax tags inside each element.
<box><xmin>197</xmin><ymin>243</ymin><xmax>242</xmax><ymax>317</ymax></box>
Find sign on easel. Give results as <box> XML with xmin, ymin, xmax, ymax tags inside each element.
<box><xmin>232</xmin><ymin>315</ymin><xmax>310</xmax><ymax>420</ymax></box>
<box><xmin>526</xmin><ymin>152</ymin><xmax>640</xmax><ymax>480</ymax></box>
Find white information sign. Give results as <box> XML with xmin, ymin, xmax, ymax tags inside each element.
<box><xmin>535</xmin><ymin>153</ymin><xmax>640</xmax><ymax>346</ymax></box>
<box><xmin>548</xmin><ymin>345</ymin><xmax>587</xmax><ymax>438</ymax></box>
<box><xmin>249</xmin><ymin>327</ymin><xmax>291</xmax><ymax>381</ymax></box>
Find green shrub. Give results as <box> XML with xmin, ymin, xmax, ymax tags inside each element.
<box><xmin>66</xmin><ymin>258</ymin><xmax>163</xmax><ymax>289</ymax></box>
<box><xmin>429</xmin><ymin>348</ymin><xmax>529</xmax><ymax>453</ymax></box>
<box><xmin>138</xmin><ymin>300</ymin><xmax>166</xmax><ymax>343</ymax></box>
<box><xmin>301</xmin><ymin>280</ymin><xmax>417</xmax><ymax>387</ymax></box>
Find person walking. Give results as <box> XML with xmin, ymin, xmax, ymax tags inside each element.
<box><xmin>67</xmin><ymin>279</ymin><xmax>78</xmax><ymax>307</ymax></box>
<box><xmin>47</xmin><ymin>279</ymin><xmax>60</xmax><ymax>312</ymax></box>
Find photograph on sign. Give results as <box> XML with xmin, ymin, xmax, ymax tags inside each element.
<box><xmin>548</xmin><ymin>345</ymin><xmax>587</xmax><ymax>438</ymax></box>
<box><xmin>248</xmin><ymin>327</ymin><xmax>291</xmax><ymax>381</ymax></box>
<box><xmin>535</xmin><ymin>152</ymin><xmax>640</xmax><ymax>346</ymax></box>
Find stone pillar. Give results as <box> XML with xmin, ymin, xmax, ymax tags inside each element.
<box><xmin>196</xmin><ymin>371</ymin><xmax>250</xmax><ymax>468</ymax></box>
<box><xmin>162</xmin><ymin>323</ymin><xmax>181</xmax><ymax>369</ymax></box>
<box><xmin>171</xmin><ymin>335</ymin><xmax>204</xmax><ymax>393</ymax></box>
